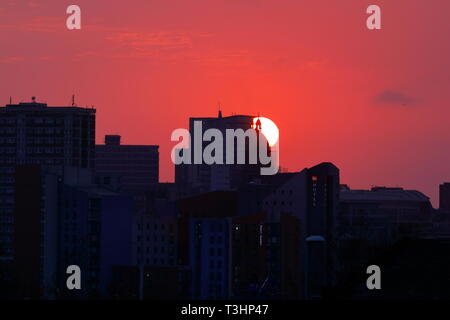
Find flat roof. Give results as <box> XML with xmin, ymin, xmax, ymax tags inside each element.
<box><xmin>1</xmin><ymin>102</ymin><xmax>95</xmax><ymax>113</ymax></box>
<box><xmin>340</xmin><ymin>189</ymin><xmax>430</xmax><ymax>202</ymax></box>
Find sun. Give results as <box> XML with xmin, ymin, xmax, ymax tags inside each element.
<box><xmin>252</xmin><ymin>117</ymin><xmax>279</xmax><ymax>147</ymax></box>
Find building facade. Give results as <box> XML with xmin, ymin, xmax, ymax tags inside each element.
<box><xmin>95</xmin><ymin>135</ymin><xmax>159</xmax><ymax>190</ymax></box>
<box><xmin>175</xmin><ymin>112</ymin><xmax>267</xmax><ymax>197</ymax></box>
<box><xmin>439</xmin><ymin>183</ymin><xmax>450</xmax><ymax>213</ymax></box>
<box><xmin>0</xmin><ymin>99</ymin><xmax>95</xmax><ymax>259</ymax></box>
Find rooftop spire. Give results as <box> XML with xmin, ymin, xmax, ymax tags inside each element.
<box><xmin>255</xmin><ymin>112</ymin><xmax>262</xmax><ymax>131</ymax></box>
<box><xmin>218</xmin><ymin>101</ymin><xmax>222</xmax><ymax>118</ymax></box>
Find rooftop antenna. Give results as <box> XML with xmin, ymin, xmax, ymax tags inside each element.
<box><xmin>72</xmin><ymin>94</ymin><xmax>76</xmax><ymax>106</ymax></box>
<box><xmin>32</xmin><ymin>96</ymin><xmax>36</xmax><ymax>103</ymax></box>
<box><xmin>218</xmin><ymin>101</ymin><xmax>222</xmax><ymax>118</ymax></box>
<box><xmin>255</xmin><ymin>112</ymin><xmax>262</xmax><ymax>131</ymax></box>
<box><xmin>9</xmin><ymin>96</ymin><xmax>12</xmax><ymax>104</ymax></box>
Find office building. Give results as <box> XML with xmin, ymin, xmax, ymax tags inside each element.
<box><xmin>175</xmin><ymin>111</ymin><xmax>268</xmax><ymax>197</ymax></box>
<box><xmin>231</xmin><ymin>211</ymin><xmax>300</xmax><ymax>299</ymax></box>
<box><xmin>178</xmin><ymin>191</ymin><xmax>239</xmax><ymax>299</ymax></box>
<box><xmin>337</xmin><ymin>186</ymin><xmax>432</xmax><ymax>289</ymax></box>
<box><xmin>13</xmin><ymin>164</ymin><xmax>133</xmax><ymax>299</ymax></box>
<box><xmin>95</xmin><ymin>135</ymin><xmax>159</xmax><ymax>190</ymax></box>
<box><xmin>439</xmin><ymin>183</ymin><xmax>450</xmax><ymax>212</ymax></box>
<box><xmin>236</xmin><ymin>162</ymin><xmax>340</xmax><ymax>299</ymax></box>
<box><xmin>0</xmin><ymin>98</ymin><xmax>95</xmax><ymax>259</ymax></box>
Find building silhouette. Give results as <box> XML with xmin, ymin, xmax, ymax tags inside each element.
<box><xmin>336</xmin><ymin>185</ymin><xmax>433</xmax><ymax>294</ymax></box>
<box><xmin>95</xmin><ymin>135</ymin><xmax>159</xmax><ymax>190</ymax></box>
<box><xmin>0</xmin><ymin>98</ymin><xmax>95</xmax><ymax>260</ymax></box>
<box><xmin>439</xmin><ymin>183</ymin><xmax>450</xmax><ymax>213</ymax></box>
<box><xmin>176</xmin><ymin>163</ymin><xmax>339</xmax><ymax>300</ymax></box>
<box><xmin>3</xmin><ymin>97</ymin><xmax>446</xmax><ymax>300</ymax></box>
<box><xmin>175</xmin><ymin>111</ymin><xmax>268</xmax><ymax>197</ymax></box>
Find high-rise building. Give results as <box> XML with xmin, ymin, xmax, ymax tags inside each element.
<box><xmin>0</xmin><ymin>98</ymin><xmax>95</xmax><ymax>258</ymax></box>
<box><xmin>231</xmin><ymin>211</ymin><xmax>301</xmax><ymax>299</ymax></box>
<box><xmin>178</xmin><ymin>191</ymin><xmax>239</xmax><ymax>299</ymax></box>
<box><xmin>13</xmin><ymin>164</ymin><xmax>133</xmax><ymax>299</ymax></box>
<box><xmin>175</xmin><ymin>111</ymin><xmax>267</xmax><ymax>197</ymax></box>
<box><xmin>337</xmin><ymin>185</ymin><xmax>432</xmax><ymax>287</ymax></box>
<box><xmin>59</xmin><ymin>183</ymin><xmax>133</xmax><ymax>299</ymax></box>
<box><xmin>95</xmin><ymin>135</ymin><xmax>159</xmax><ymax>190</ymax></box>
<box><xmin>133</xmin><ymin>191</ymin><xmax>178</xmax><ymax>268</ymax></box>
<box><xmin>439</xmin><ymin>183</ymin><xmax>450</xmax><ymax>212</ymax></box>
<box><xmin>236</xmin><ymin>162</ymin><xmax>340</xmax><ymax>299</ymax></box>
<box><xmin>177</xmin><ymin>163</ymin><xmax>339</xmax><ymax>300</ymax></box>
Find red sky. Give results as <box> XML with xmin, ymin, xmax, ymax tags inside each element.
<box><xmin>1</xmin><ymin>0</ymin><xmax>450</xmax><ymax>206</ymax></box>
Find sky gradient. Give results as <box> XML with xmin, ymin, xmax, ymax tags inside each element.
<box><xmin>1</xmin><ymin>0</ymin><xmax>449</xmax><ymax>206</ymax></box>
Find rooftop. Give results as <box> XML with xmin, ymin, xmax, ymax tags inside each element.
<box><xmin>341</xmin><ymin>187</ymin><xmax>430</xmax><ymax>202</ymax></box>
<box><xmin>1</xmin><ymin>97</ymin><xmax>95</xmax><ymax>113</ymax></box>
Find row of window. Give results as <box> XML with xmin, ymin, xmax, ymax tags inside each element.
<box><xmin>136</xmin><ymin>235</ymin><xmax>175</xmax><ymax>243</ymax></box>
<box><xmin>209</xmin><ymin>259</ymin><xmax>223</xmax><ymax>269</ymax></box>
<box><xmin>136</xmin><ymin>258</ymin><xmax>175</xmax><ymax>265</ymax></box>
<box><xmin>137</xmin><ymin>246</ymin><xmax>175</xmax><ymax>255</ymax></box>
<box><xmin>137</xmin><ymin>223</ymin><xmax>175</xmax><ymax>232</ymax></box>
<box><xmin>209</xmin><ymin>247</ymin><xmax>224</xmax><ymax>256</ymax></box>
<box><xmin>209</xmin><ymin>271</ymin><xmax>223</xmax><ymax>281</ymax></box>
<box><xmin>259</xmin><ymin>200</ymin><xmax>294</xmax><ymax>206</ymax></box>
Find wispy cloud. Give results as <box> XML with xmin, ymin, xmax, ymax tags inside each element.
<box><xmin>28</xmin><ymin>1</ymin><xmax>41</xmax><ymax>8</ymax></box>
<box><xmin>0</xmin><ymin>56</ymin><xmax>25</xmax><ymax>64</ymax></box>
<box><xmin>373</xmin><ymin>90</ymin><xmax>418</xmax><ymax>106</ymax></box>
<box><xmin>106</xmin><ymin>31</ymin><xmax>196</xmax><ymax>50</ymax></box>
<box><xmin>0</xmin><ymin>16</ymin><xmax>60</xmax><ymax>33</ymax></box>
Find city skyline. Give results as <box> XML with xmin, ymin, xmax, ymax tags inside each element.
<box><xmin>0</xmin><ymin>96</ymin><xmax>446</xmax><ymax>300</ymax></box>
<box><xmin>1</xmin><ymin>0</ymin><xmax>450</xmax><ymax>206</ymax></box>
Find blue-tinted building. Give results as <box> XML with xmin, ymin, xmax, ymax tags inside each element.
<box><xmin>60</xmin><ymin>184</ymin><xmax>133</xmax><ymax>298</ymax></box>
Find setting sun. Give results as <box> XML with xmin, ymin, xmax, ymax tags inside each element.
<box><xmin>252</xmin><ymin>117</ymin><xmax>279</xmax><ymax>147</ymax></box>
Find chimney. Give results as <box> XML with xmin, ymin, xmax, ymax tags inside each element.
<box><xmin>105</xmin><ymin>135</ymin><xmax>121</xmax><ymax>146</ymax></box>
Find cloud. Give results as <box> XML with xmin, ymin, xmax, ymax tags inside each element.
<box><xmin>28</xmin><ymin>1</ymin><xmax>40</xmax><ymax>8</ymax></box>
<box><xmin>106</xmin><ymin>31</ymin><xmax>196</xmax><ymax>50</ymax></box>
<box><xmin>0</xmin><ymin>56</ymin><xmax>25</xmax><ymax>64</ymax></box>
<box><xmin>0</xmin><ymin>16</ymin><xmax>60</xmax><ymax>33</ymax></box>
<box><xmin>373</xmin><ymin>90</ymin><xmax>417</xmax><ymax>106</ymax></box>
